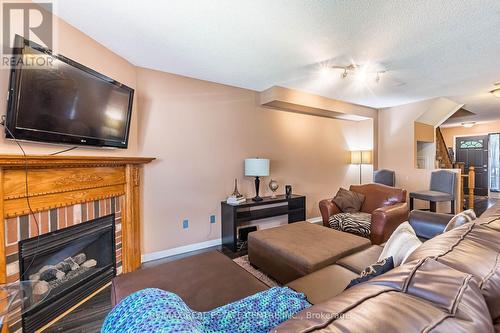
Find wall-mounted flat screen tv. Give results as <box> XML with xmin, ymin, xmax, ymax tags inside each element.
<box><xmin>5</xmin><ymin>35</ymin><xmax>134</xmax><ymax>148</ymax></box>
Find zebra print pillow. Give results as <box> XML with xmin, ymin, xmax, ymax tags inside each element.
<box><xmin>328</xmin><ymin>212</ymin><xmax>371</xmax><ymax>238</ymax></box>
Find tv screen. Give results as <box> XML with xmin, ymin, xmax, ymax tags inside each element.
<box><xmin>5</xmin><ymin>36</ymin><xmax>134</xmax><ymax>148</ymax></box>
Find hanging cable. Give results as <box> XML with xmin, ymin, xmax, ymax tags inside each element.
<box><xmin>1</xmin><ymin>117</ymin><xmax>41</xmax><ymax>280</ymax></box>
<box><xmin>49</xmin><ymin>146</ymin><xmax>78</xmax><ymax>156</ymax></box>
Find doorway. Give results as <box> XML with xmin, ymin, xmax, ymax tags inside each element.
<box><xmin>490</xmin><ymin>133</ymin><xmax>500</xmax><ymax>193</ymax></box>
<box><xmin>455</xmin><ymin>135</ymin><xmax>489</xmax><ymax>196</ymax></box>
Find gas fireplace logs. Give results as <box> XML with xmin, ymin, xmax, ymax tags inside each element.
<box><xmin>29</xmin><ymin>253</ymin><xmax>98</xmax><ymax>295</ymax></box>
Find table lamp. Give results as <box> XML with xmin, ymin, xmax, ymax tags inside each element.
<box><xmin>245</xmin><ymin>158</ymin><xmax>270</xmax><ymax>201</ymax></box>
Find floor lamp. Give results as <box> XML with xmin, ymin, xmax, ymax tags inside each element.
<box><xmin>351</xmin><ymin>150</ymin><xmax>373</xmax><ymax>184</ymax></box>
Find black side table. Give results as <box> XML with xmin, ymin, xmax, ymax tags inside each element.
<box><xmin>221</xmin><ymin>194</ymin><xmax>306</xmax><ymax>252</ymax></box>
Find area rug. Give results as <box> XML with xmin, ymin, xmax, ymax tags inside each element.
<box><xmin>233</xmin><ymin>255</ymin><xmax>279</xmax><ymax>287</ymax></box>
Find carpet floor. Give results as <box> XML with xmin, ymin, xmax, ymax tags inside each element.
<box><xmin>233</xmin><ymin>255</ymin><xmax>279</xmax><ymax>287</ymax></box>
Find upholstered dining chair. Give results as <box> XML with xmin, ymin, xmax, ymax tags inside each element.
<box><xmin>373</xmin><ymin>169</ymin><xmax>396</xmax><ymax>187</ymax></box>
<box><xmin>409</xmin><ymin>170</ymin><xmax>456</xmax><ymax>214</ymax></box>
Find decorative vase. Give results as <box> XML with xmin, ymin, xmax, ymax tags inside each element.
<box><xmin>269</xmin><ymin>179</ymin><xmax>279</xmax><ymax>198</ymax></box>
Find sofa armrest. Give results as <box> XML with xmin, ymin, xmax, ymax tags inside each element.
<box><xmin>370</xmin><ymin>202</ymin><xmax>409</xmax><ymax>245</ymax></box>
<box><xmin>409</xmin><ymin>210</ymin><xmax>453</xmax><ymax>240</ymax></box>
<box><xmin>319</xmin><ymin>199</ymin><xmax>341</xmax><ymax>227</ymax></box>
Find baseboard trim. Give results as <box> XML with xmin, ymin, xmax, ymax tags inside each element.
<box><xmin>141</xmin><ymin>238</ymin><xmax>222</xmax><ymax>263</ymax></box>
<box><xmin>307</xmin><ymin>216</ymin><xmax>323</xmax><ymax>224</ymax></box>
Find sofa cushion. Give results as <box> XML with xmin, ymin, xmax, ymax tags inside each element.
<box><xmin>286</xmin><ymin>265</ymin><xmax>357</xmax><ymax>305</ymax></box>
<box><xmin>409</xmin><ymin>210</ymin><xmax>453</xmax><ymax>240</ymax></box>
<box><xmin>274</xmin><ymin>258</ymin><xmax>494</xmax><ymax>333</ymax></box>
<box><xmin>332</xmin><ymin>188</ymin><xmax>365</xmax><ymax>213</ymax></box>
<box><xmin>336</xmin><ymin>245</ymin><xmax>383</xmax><ymax>274</ymax></box>
<box><xmin>409</xmin><ymin>190</ymin><xmax>454</xmax><ymax>201</ymax></box>
<box><xmin>345</xmin><ymin>256</ymin><xmax>394</xmax><ymax>289</ymax></box>
<box><xmin>248</xmin><ymin>222</ymin><xmax>371</xmax><ymax>284</ymax></box>
<box><xmin>328</xmin><ymin>212</ymin><xmax>371</xmax><ymax>238</ymax></box>
<box><xmin>407</xmin><ymin>214</ymin><xmax>500</xmax><ymax>321</ymax></box>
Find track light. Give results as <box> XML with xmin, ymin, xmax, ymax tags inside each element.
<box><xmin>491</xmin><ymin>83</ymin><xmax>500</xmax><ymax>98</ymax></box>
<box><xmin>329</xmin><ymin>64</ymin><xmax>385</xmax><ymax>83</ymax></box>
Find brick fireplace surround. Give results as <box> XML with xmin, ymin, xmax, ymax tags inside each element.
<box><xmin>5</xmin><ymin>196</ymin><xmax>124</xmax><ymax>284</ymax></box>
<box><xmin>0</xmin><ymin>155</ymin><xmax>154</xmax><ymax>332</ymax></box>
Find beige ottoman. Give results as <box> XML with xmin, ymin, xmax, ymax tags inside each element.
<box><xmin>248</xmin><ymin>222</ymin><xmax>371</xmax><ymax>284</ymax></box>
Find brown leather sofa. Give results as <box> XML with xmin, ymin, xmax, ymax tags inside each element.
<box><xmin>276</xmin><ymin>203</ymin><xmax>500</xmax><ymax>332</ymax></box>
<box><xmin>112</xmin><ymin>204</ymin><xmax>499</xmax><ymax>332</ymax></box>
<box><xmin>319</xmin><ymin>183</ymin><xmax>408</xmax><ymax>244</ymax></box>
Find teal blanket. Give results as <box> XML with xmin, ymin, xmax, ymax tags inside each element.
<box><xmin>101</xmin><ymin>287</ymin><xmax>310</xmax><ymax>333</ymax></box>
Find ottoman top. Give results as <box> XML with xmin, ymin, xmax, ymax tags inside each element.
<box><xmin>249</xmin><ymin>222</ymin><xmax>371</xmax><ymax>273</ymax></box>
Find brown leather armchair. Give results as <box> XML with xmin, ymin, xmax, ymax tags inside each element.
<box><xmin>319</xmin><ymin>183</ymin><xmax>408</xmax><ymax>244</ymax></box>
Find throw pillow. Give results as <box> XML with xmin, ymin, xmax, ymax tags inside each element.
<box><xmin>444</xmin><ymin>209</ymin><xmax>477</xmax><ymax>232</ymax></box>
<box><xmin>463</xmin><ymin>209</ymin><xmax>477</xmax><ymax>220</ymax></box>
<box><xmin>378</xmin><ymin>222</ymin><xmax>422</xmax><ymax>266</ymax></box>
<box><xmin>345</xmin><ymin>257</ymin><xmax>394</xmax><ymax>290</ymax></box>
<box><xmin>328</xmin><ymin>212</ymin><xmax>371</xmax><ymax>238</ymax></box>
<box><xmin>332</xmin><ymin>188</ymin><xmax>365</xmax><ymax>213</ymax></box>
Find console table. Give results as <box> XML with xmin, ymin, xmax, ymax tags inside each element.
<box><xmin>221</xmin><ymin>194</ymin><xmax>306</xmax><ymax>252</ymax></box>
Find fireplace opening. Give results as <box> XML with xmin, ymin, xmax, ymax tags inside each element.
<box><xmin>18</xmin><ymin>214</ymin><xmax>116</xmax><ymax>332</ymax></box>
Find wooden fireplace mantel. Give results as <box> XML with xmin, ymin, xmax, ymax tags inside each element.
<box><xmin>0</xmin><ymin>154</ymin><xmax>155</xmax><ymax>283</ymax></box>
<box><xmin>0</xmin><ymin>154</ymin><xmax>155</xmax><ymax>168</ymax></box>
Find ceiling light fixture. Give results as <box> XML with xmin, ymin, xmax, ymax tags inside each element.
<box><xmin>491</xmin><ymin>83</ymin><xmax>500</xmax><ymax>98</ymax></box>
<box><xmin>329</xmin><ymin>64</ymin><xmax>385</xmax><ymax>83</ymax></box>
<box><xmin>461</xmin><ymin>122</ymin><xmax>476</xmax><ymax>128</ymax></box>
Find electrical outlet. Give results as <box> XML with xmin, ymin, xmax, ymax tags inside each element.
<box><xmin>182</xmin><ymin>219</ymin><xmax>189</xmax><ymax>229</ymax></box>
<box><xmin>210</xmin><ymin>215</ymin><xmax>216</xmax><ymax>224</ymax></box>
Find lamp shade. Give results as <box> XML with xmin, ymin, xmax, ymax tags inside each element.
<box><xmin>361</xmin><ymin>150</ymin><xmax>373</xmax><ymax>164</ymax></box>
<box><xmin>350</xmin><ymin>151</ymin><xmax>362</xmax><ymax>164</ymax></box>
<box><xmin>350</xmin><ymin>150</ymin><xmax>372</xmax><ymax>165</ymax></box>
<box><xmin>245</xmin><ymin>158</ymin><xmax>270</xmax><ymax>177</ymax></box>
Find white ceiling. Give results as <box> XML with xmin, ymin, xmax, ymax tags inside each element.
<box><xmin>47</xmin><ymin>0</ymin><xmax>500</xmax><ymax>121</ymax></box>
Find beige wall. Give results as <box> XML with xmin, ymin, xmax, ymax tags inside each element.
<box><xmin>378</xmin><ymin>98</ymin><xmax>462</xmax><ymax>212</ymax></box>
<box><xmin>0</xmin><ymin>4</ymin><xmax>376</xmax><ymax>256</ymax></box>
<box><xmin>0</xmin><ymin>2</ymin><xmax>139</xmax><ymax>155</ymax></box>
<box><xmin>260</xmin><ymin>86</ymin><xmax>379</xmax><ymax>168</ymax></box>
<box><xmin>137</xmin><ymin>68</ymin><xmax>374</xmax><ymax>254</ymax></box>
<box><xmin>441</xmin><ymin>120</ymin><xmax>500</xmax><ymax>148</ymax></box>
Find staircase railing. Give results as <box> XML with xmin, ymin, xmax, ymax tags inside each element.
<box><xmin>436</xmin><ymin>127</ymin><xmax>453</xmax><ymax>168</ymax></box>
<box><xmin>454</xmin><ymin>162</ymin><xmax>475</xmax><ymax>212</ymax></box>
<box><xmin>467</xmin><ymin>166</ymin><xmax>475</xmax><ymax>211</ymax></box>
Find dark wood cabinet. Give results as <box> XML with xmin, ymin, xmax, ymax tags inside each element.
<box><xmin>221</xmin><ymin>194</ymin><xmax>306</xmax><ymax>252</ymax></box>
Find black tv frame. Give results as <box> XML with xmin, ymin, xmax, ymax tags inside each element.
<box><xmin>5</xmin><ymin>35</ymin><xmax>134</xmax><ymax>149</ymax></box>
